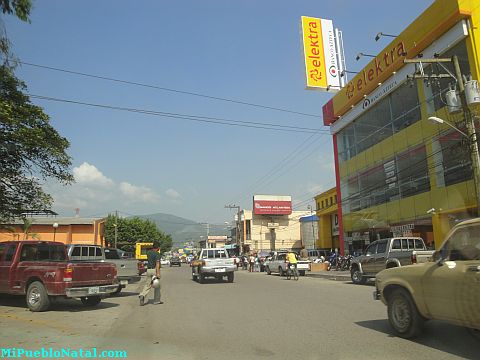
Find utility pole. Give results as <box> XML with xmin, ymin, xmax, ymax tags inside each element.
<box><xmin>307</xmin><ymin>205</ymin><xmax>316</xmax><ymax>249</ymax></box>
<box><xmin>114</xmin><ymin>210</ymin><xmax>118</xmax><ymax>248</ymax></box>
<box><xmin>405</xmin><ymin>55</ymin><xmax>480</xmax><ymax>215</ymax></box>
<box><xmin>225</xmin><ymin>204</ymin><xmax>241</xmax><ymax>254</ymax></box>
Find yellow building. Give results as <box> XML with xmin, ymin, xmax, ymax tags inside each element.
<box><xmin>314</xmin><ymin>188</ymin><xmax>339</xmax><ymax>251</ymax></box>
<box><xmin>323</xmin><ymin>0</ymin><xmax>480</xmax><ymax>252</ymax></box>
<box><xmin>0</xmin><ymin>217</ymin><xmax>106</xmax><ymax>246</ymax></box>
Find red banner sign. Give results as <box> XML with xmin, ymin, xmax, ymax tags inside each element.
<box><xmin>253</xmin><ymin>200</ymin><xmax>292</xmax><ymax>215</ymax></box>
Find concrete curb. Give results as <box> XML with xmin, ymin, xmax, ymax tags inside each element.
<box><xmin>305</xmin><ymin>271</ymin><xmax>351</xmax><ymax>282</ymax></box>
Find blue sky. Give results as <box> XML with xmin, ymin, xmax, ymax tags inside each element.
<box><xmin>3</xmin><ymin>0</ymin><xmax>433</xmax><ymax>223</ymax></box>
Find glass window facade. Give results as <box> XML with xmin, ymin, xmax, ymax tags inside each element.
<box><xmin>337</xmin><ymin>39</ymin><xmax>473</xmax><ymax>221</ymax></box>
<box><xmin>337</xmin><ymin>81</ymin><xmax>421</xmax><ymax>162</ymax></box>
<box><xmin>340</xmin><ymin>145</ymin><xmax>430</xmax><ymax>215</ymax></box>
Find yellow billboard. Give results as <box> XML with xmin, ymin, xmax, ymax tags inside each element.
<box><xmin>301</xmin><ymin>16</ymin><xmax>340</xmax><ymax>91</ymax></box>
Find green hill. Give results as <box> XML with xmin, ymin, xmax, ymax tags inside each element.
<box><xmin>136</xmin><ymin>213</ymin><xmax>228</xmax><ymax>247</ymax></box>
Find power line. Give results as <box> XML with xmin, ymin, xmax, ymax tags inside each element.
<box><xmin>29</xmin><ymin>94</ymin><xmax>327</xmax><ymax>134</ymax></box>
<box><xmin>228</xmin><ymin>131</ymin><xmax>331</xmax><ymax>208</ymax></box>
<box><xmin>15</xmin><ymin>60</ymin><xmax>321</xmax><ymax>118</ymax></box>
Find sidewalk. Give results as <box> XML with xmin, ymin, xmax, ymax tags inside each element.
<box><xmin>305</xmin><ymin>270</ymin><xmax>351</xmax><ymax>282</ymax></box>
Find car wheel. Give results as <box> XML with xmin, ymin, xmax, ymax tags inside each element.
<box><xmin>26</xmin><ymin>281</ymin><xmax>50</xmax><ymax>312</ymax></box>
<box><xmin>227</xmin><ymin>272</ymin><xmax>234</xmax><ymax>283</ymax></box>
<box><xmin>266</xmin><ymin>266</ymin><xmax>271</xmax><ymax>275</ymax></box>
<box><xmin>387</xmin><ymin>288</ymin><xmax>424</xmax><ymax>339</ymax></box>
<box><xmin>80</xmin><ymin>296</ymin><xmax>102</xmax><ymax>307</ymax></box>
<box><xmin>299</xmin><ymin>270</ymin><xmax>306</xmax><ymax>276</ymax></box>
<box><xmin>351</xmin><ymin>268</ymin><xmax>366</xmax><ymax>285</ymax></box>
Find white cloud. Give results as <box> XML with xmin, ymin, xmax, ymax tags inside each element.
<box><xmin>73</xmin><ymin>162</ymin><xmax>114</xmax><ymax>187</ymax></box>
<box><xmin>47</xmin><ymin>163</ymin><xmax>162</xmax><ymax>216</ymax></box>
<box><xmin>165</xmin><ymin>188</ymin><xmax>181</xmax><ymax>199</ymax></box>
<box><xmin>120</xmin><ymin>182</ymin><xmax>159</xmax><ymax>203</ymax></box>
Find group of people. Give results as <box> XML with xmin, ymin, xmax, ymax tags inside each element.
<box><xmin>233</xmin><ymin>253</ymin><xmax>262</xmax><ymax>272</ymax></box>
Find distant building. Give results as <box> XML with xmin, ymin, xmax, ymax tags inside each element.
<box><xmin>299</xmin><ymin>214</ymin><xmax>319</xmax><ymax>249</ymax></box>
<box><xmin>236</xmin><ymin>195</ymin><xmax>310</xmax><ymax>253</ymax></box>
<box><xmin>207</xmin><ymin>235</ymin><xmax>228</xmax><ymax>248</ymax></box>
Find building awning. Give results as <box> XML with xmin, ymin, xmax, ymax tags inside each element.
<box><xmin>299</xmin><ymin>215</ymin><xmax>319</xmax><ymax>222</ymax></box>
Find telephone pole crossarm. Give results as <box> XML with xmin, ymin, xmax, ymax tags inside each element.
<box><xmin>225</xmin><ymin>204</ymin><xmax>242</xmax><ymax>254</ymax></box>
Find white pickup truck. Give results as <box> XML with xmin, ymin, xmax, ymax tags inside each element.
<box><xmin>66</xmin><ymin>245</ymin><xmax>140</xmax><ymax>294</ymax></box>
<box><xmin>264</xmin><ymin>252</ymin><xmax>311</xmax><ymax>276</ymax></box>
<box><xmin>191</xmin><ymin>248</ymin><xmax>236</xmax><ymax>283</ymax></box>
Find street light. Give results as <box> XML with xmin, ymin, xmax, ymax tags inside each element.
<box><xmin>52</xmin><ymin>223</ymin><xmax>59</xmax><ymax>242</ymax></box>
<box><xmin>356</xmin><ymin>52</ymin><xmax>376</xmax><ymax>61</ymax></box>
<box><xmin>428</xmin><ymin>116</ymin><xmax>469</xmax><ymax>138</ymax></box>
<box><xmin>375</xmin><ymin>32</ymin><xmax>398</xmax><ymax>41</ymax></box>
<box><xmin>113</xmin><ymin>223</ymin><xmax>117</xmax><ymax>248</ymax></box>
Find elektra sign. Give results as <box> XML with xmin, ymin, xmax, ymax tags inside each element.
<box><xmin>253</xmin><ymin>195</ymin><xmax>292</xmax><ymax>215</ymax></box>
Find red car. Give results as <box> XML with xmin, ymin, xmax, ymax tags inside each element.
<box><xmin>0</xmin><ymin>241</ymin><xmax>118</xmax><ymax>311</ymax></box>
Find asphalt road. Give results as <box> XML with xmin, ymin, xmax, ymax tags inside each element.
<box><xmin>1</xmin><ymin>266</ymin><xmax>479</xmax><ymax>360</ymax></box>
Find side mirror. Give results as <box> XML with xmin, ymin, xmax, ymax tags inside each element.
<box><xmin>433</xmin><ymin>251</ymin><xmax>444</xmax><ymax>266</ymax></box>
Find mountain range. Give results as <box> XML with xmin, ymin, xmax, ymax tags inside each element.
<box><xmin>137</xmin><ymin>213</ymin><xmax>229</xmax><ymax>248</ymax></box>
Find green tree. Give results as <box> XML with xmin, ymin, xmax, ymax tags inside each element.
<box><xmin>20</xmin><ymin>217</ymin><xmax>38</xmax><ymax>239</ymax></box>
<box><xmin>0</xmin><ymin>0</ymin><xmax>73</xmax><ymax>223</ymax></box>
<box><xmin>104</xmin><ymin>215</ymin><xmax>172</xmax><ymax>253</ymax></box>
<box><xmin>0</xmin><ymin>0</ymin><xmax>31</xmax><ymax>21</ymax></box>
<box><xmin>0</xmin><ymin>66</ymin><xmax>74</xmax><ymax>223</ymax></box>
<box><xmin>1</xmin><ymin>0</ymin><xmax>32</xmax><ymax>59</ymax></box>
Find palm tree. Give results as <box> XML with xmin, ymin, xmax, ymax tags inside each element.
<box><xmin>21</xmin><ymin>218</ymin><xmax>39</xmax><ymax>240</ymax></box>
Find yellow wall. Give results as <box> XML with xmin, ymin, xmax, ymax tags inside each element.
<box><xmin>314</xmin><ymin>188</ymin><xmax>338</xmax><ymax>249</ymax></box>
<box><xmin>0</xmin><ymin>221</ymin><xmax>105</xmax><ymax>246</ymax></box>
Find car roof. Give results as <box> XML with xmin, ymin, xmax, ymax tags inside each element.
<box><xmin>1</xmin><ymin>240</ymin><xmax>65</xmax><ymax>246</ymax></box>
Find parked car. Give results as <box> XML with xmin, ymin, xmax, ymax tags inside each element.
<box><xmin>374</xmin><ymin>218</ymin><xmax>480</xmax><ymax>338</ymax></box>
<box><xmin>66</xmin><ymin>245</ymin><xmax>140</xmax><ymax>294</ymax></box>
<box><xmin>307</xmin><ymin>249</ymin><xmax>331</xmax><ymax>261</ymax></box>
<box><xmin>264</xmin><ymin>252</ymin><xmax>311</xmax><ymax>276</ymax></box>
<box><xmin>350</xmin><ymin>237</ymin><xmax>434</xmax><ymax>284</ymax></box>
<box><xmin>0</xmin><ymin>241</ymin><xmax>118</xmax><ymax>311</ymax></box>
<box><xmin>161</xmin><ymin>258</ymin><xmax>170</xmax><ymax>266</ymax></box>
<box><xmin>170</xmin><ymin>256</ymin><xmax>181</xmax><ymax>267</ymax></box>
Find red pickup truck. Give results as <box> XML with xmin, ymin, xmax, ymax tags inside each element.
<box><xmin>0</xmin><ymin>241</ymin><xmax>118</xmax><ymax>312</ymax></box>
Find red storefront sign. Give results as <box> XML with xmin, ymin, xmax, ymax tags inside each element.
<box><xmin>253</xmin><ymin>200</ymin><xmax>292</xmax><ymax>215</ymax></box>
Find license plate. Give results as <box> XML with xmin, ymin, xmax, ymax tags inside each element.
<box><xmin>88</xmin><ymin>286</ymin><xmax>100</xmax><ymax>294</ymax></box>
<box><xmin>215</xmin><ymin>268</ymin><xmax>226</xmax><ymax>273</ymax></box>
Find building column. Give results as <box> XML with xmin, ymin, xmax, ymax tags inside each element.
<box><xmin>432</xmin><ymin>213</ymin><xmax>451</xmax><ymax>249</ymax></box>
<box><xmin>318</xmin><ymin>215</ymin><xmax>332</xmax><ymax>249</ymax></box>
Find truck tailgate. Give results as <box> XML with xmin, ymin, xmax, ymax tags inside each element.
<box><xmin>205</xmin><ymin>259</ymin><xmax>235</xmax><ymax>267</ymax></box>
<box><xmin>69</xmin><ymin>261</ymin><xmax>116</xmax><ymax>287</ymax></box>
<box><xmin>108</xmin><ymin>259</ymin><xmax>139</xmax><ymax>279</ymax></box>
